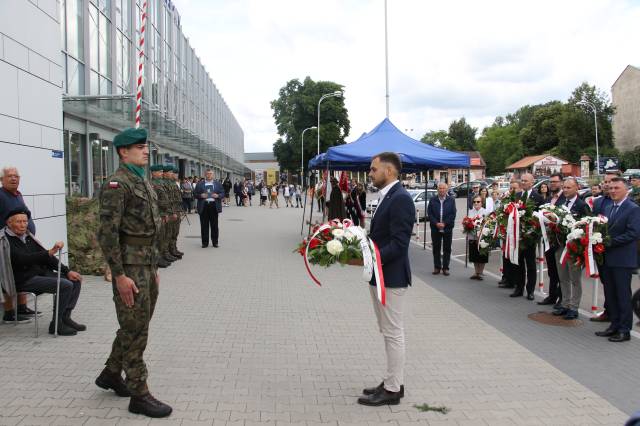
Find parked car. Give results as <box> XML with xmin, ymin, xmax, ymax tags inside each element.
<box><xmin>451</xmin><ymin>181</ymin><xmax>487</xmax><ymax>198</ymax></box>
<box><xmin>367</xmin><ymin>189</ymin><xmax>435</xmax><ymax>221</ymax></box>
<box><xmin>623</xmin><ymin>168</ymin><xmax>640</xmax><ymax>178</ymax></box>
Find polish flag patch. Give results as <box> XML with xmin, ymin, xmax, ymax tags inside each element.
<box><xmin>109</xmin><ymin>181</ymin><xmax>120</xmax><ymax>189</ymax></box>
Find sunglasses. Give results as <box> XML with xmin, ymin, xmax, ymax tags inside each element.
<box><xmin>473</xmin><ymin>201</ymin><xmax>482</xmax><ymax>203</ymax></box>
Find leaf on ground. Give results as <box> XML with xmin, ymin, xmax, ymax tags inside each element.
<box><xmin>414</xmin><ymin>403</ymin><xmax>450</xmax><ymax>414</ymax></box>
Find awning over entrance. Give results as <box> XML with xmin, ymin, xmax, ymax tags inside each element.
<box><xmin>63</xmin><ymin>95</ymin><xmax>249</xmax><ymax>176</ymax></box>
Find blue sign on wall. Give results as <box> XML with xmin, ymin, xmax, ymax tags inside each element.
<box><xmin>51</xmin><ymin>150</ymin><xmax>63</xmax><ymax>158</ymax></box>
<box><xmin>598</xmin><ymin>157</ymin><xmax>619</xmax><ymax>174</ymax></box>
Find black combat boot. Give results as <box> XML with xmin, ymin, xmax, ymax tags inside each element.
<box><xmin>157</xmin><ymin>257</ymin><xmax>171</xmax><ymax>268</ymax></box>
<box><xmin>169</xmin><ymin>251</ymin><xmax>183</xmax><ymax>259</ymax></box>
<box><xmin>163</xmin><ymin>253</ymin><xmax>178</xmax><ymax>262</ymax></box>
<box><xmin>95</xmin><ymin>368</ymin><xmax>131</xmax><ymax>397</ymax></box>
<box><xmin>129</xmin><ymin>393</ymin><xmax>173</xmax><ymax>418</ymax></box>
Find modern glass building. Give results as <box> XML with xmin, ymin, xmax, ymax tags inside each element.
<box><xmin>59</xmin><ymin>0</ymin><xmax>247</xmax><ymax>197</ymax></box>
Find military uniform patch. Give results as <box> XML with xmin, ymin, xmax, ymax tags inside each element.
<box><xmin>109</xmin><ymin>181</ymin><xmax>120</xmax><ymax>189</ymax></box>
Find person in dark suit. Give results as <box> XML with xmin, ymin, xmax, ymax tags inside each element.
<box><xmin>551</xmin><ymin>178</ymin><xmax>591</xmax><ymax>320</ymax></box>
<box><xmin>511</xmin><ymin>173</ymin><xmax>544</xmax><ymax>300</ymax></box>
<box><xmin>590</xmin><ymin>171</ymin><xmax>616</xmax><ymax>322</ymax></box>
<box><xmin>427</xmin><ymin>182</ymin><xmax>456</xmax><ymax>275</ymax></box>
<box><xmin>538</xmin><ymin>173</ymin><xmax>564</xmax><ymax>307</ymax></box>
<box><xmin>357</xmin><ymin>152</ymin><xmax>415</xmax><ymax>407</ymax></box>
<box><xmin>194</xmin><ymin>169</ymin><xmax>224</xmax><ymax>248</ymax></box>
<box><xmin>595</xmin><ymin>177</ymin><xmax>640</xmax><ymax>342</ymax></box>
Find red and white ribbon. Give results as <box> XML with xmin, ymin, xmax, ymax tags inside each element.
<box><xmin>533</xmin><ymin>210</ymin><xmax>551</xmax><ymax>253</ymax></box>
<box><xmin>135</xmin><ymin>0</ymin><xmax>148</xmax><ymax>128</ymax></box>
<box><xmin>584</xmin><ymin>221</ymin><xmax>598</xmax><ymax>278</ymax></box>
<box><xmin>503</xmin><ymin>202</ymin><xmax>520</xmax><ymax>265</ymax></box>
<box><xmin>303</xmin><ymin>220</ymin><xmax>386</xmax><ymax>306</ymax></box>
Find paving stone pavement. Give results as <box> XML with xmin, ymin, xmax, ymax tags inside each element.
<box><xmin>0</xmin><ymin>200</ymin><xmax>632</xmax><ymax>425</ymax></box>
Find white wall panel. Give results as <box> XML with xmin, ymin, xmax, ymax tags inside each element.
<box><xmin>0</xmin><ymin>116</ymin><xmax>20</xmax><ymax>144</ymax></box>
<box><xmin>2</xmin><ymin>35</ymin><xmax>29</xmax><ymax>71</ymax></box>
<box><xmin>18</xmin><ymin>119</ymin><xmax>42</xmax><ymax>148</ymax></box>
<box><xmin>42</xmin><ymin>126</ymin><xmax>62</xmax><ymax>150</ymax></box>
<box><xmin>28</xmin><ymin>50</ymin><xmax>49</xmax><ymax>81</ymax></box>
<box><xmin>32</xmin><ymin>215</ymin><xmax>67</xmax><ymax>258</ymax></box>
<box><xmin>33</xmin><ymin>194</ymin><xmax>54</xmax><ymax>219</ymax></box>
<box><xmin>18</xmin><ymin>69</ymin><xmax>61</xmax><ymax>129</ymax></box>
<box><xmin>0</xmin><ymin>61</ymin><xmax>19</xmax><ymax>117</ymax></box>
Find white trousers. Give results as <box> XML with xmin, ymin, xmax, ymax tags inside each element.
<box><xmin>369</xmin><ymin>286</ymin><xmax>407</xmax><ymax>393</ymax></box>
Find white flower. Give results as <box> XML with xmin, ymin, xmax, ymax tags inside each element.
<box><xmin>479</xmin><ymin>241</ymin><xmax>489</xmax><ymax>248</ymax></box>
<box><xmin>343</xmin><ymin>229</ymin><xmax>355</xmax><ymax>242</ymax></box>
<box><xmin>482</xmin><ymin>228</ymin><xmax>491</xmax><ymax>236</ymax></box>
<box><xmin>332</xmin><ymin>229</ymin><xmax>345</xmax><ymax>240</ymax></box>
<box><xmin>597</xmin><ymin>215</ymin><xmax>608</xmax><ymax>224</ymax></box>
<box><xmin>590</xmin><ymin>232</ymin><xmax>603</xmax><ymax>244</ymax></box>
<box><xmin>326</xmin><ymin>240</ymin><xmax>344</xmax><ymax>256</ymax></box>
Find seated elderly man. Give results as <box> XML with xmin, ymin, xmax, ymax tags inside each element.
<box><xmin>4</xmin><ymin>208</ymin><xmax>84</xmax><ymax>336</ymax></box>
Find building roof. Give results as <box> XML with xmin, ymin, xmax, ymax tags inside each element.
<box><xmin>612</xmin><ymin>64</ymin><xmax>640</xmax><ymax>89</ymax></box>
<box><xmin>461</xmin><ymin>151</ymin><xmax>486</xmax><ymax>167</ymax></box>
<box><xmin>244</xmin><ymin>152</ymin><xmax>277</xmax><ymax>162</ymax></box>
<box><xmin>505</xmin><ymin>154</ymin><xmax>549</xmax><ymax>170</ymax></box>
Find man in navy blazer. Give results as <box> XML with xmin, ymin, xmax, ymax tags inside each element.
<box><xmin>595</xmin><ymin>177</ymin><xmax>640</xmax><ymax>342</ymax></box>
<box><xmin>193</xmin><ymin>169</ymin><xmax>224</xmax><ymax>248</ymax></box>
<box><xmin>357</xmin><ymin>152</ymin><xmax>415</xmax><ymax>407</ymax></box>
<box><xmin>427</xmin><ymin>182</ymin><xmax>456</xmax><ymax>275</ymax></box>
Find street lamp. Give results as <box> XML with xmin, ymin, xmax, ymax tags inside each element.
<box><xmin>317</xmin><ymin>91</ymin><xmax>343</xmax><ymax>156</ymax></box>
<box><xmin>577</xmin><ymin>100</ymin><xmax>600</xmax><ymax>175</ymax></box>
<box><xmin>301</xmin><ymin>126</ymin><xmax>317</xmax><ymax>186</ymax></box>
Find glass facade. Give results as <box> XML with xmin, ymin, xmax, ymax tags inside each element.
<box><xmin>61</xmin><ymin>0</ymin><xmax>245</xmax><ymax>196</ymax></box>
<box><xmin>63</xmin><ymin>131</ymin><xmax>88</xmax><ymax>196</ymax></box>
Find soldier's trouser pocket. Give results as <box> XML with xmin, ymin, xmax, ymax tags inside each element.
<box><xmin>106</xmin><ymin>265</ymin><xmax>158</xmax><ymax>396</ymax></box>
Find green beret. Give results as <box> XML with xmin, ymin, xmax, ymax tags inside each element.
<box><xmin>162</xmin><ymin>165</ymin><xmax>173</xmax><ymax>172</ymax></box>
<box><xmin>113</xmin><ymin>128</ymin><xmax>147</xmax><ymax>148</ymax></box>
<box><xmin>172</xmin><ymin>166</ymin><xmax>180</xmax><ymax>173</ymax></box>
<box><xmin>150</xmin><ymin>164</ymin><xmax>164</xmax><ymax>172</ymax></box>
<box><xmin>630</xmin><ymin>173</ymin><xmax>640</xmax><ymax>179</ymax></box>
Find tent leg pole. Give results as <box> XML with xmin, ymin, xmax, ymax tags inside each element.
<box><xmin>301</xmin><ymin>186</ymin><xmax>308</xmax><ymax>236</ymax></box>
<box><xmin>465</xmin><ymin>167</ymin><xmax>471</xmax><ymax>268</ymax></box>
<box><xmin>423</xmin><ymin>177</ymin><xmax>427</xmax><ymax>250</ymax></box>
<box><xmin>308</xmin><ymin>187</ymin><xmax>315</xmax><ymax>237</ymax></box>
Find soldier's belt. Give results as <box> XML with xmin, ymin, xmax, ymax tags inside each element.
<box><xmin>120</xmin><ymin>235</ymin><xmax>154</xmax><ymax>246</ymax></box>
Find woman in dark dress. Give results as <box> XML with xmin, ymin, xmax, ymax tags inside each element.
<box><xmin>468</xmin><ymin>195</ymin><xmax>489</xmax><ymax>280</ymax></box>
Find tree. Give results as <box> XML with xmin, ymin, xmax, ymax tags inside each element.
<box><xmin>271</xmin><ymin>77</ymin><xmax>350</xmax><ymax>177</ymax></box>
<box><xmin>448</xmin><ymin>117</ymin><xmax>477</xmax><ymax>151</ymax></box>
<box><xmin>420</xmin><ymin>130</ymin><xmax>454</xmax><ymax>148</ymax></box>
<box><xmin>518</xmin><ymin>101</ymin><xmax>564</xmax><ymax>156</ymax></box>
<box><xmin>477</xmin><ymin>123</ymin><xmax>523</xmax><ymax>176</ymax></box>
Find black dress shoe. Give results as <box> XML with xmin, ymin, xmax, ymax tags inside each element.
<box><xmin>95</xmin><ymin>368</ymin><xmax>131</xmax><ymax>397</ymax></box>
<box><xmin>608</xmin><ymin>332</ymin><xmax>631</xmax><ymax>342</ymax></box>
<box><xmin>432</xmin><ymin>269</ymin><xmax>441</xmax><ymax>275</ymax></box>
<box><xmin>595</xmin><ymin>328</ymin><xmax>617</xmax><ymax>337</ymax></box>
<box><xmin>212</xmin><ymin>243</ymin><xmax>219</xmax><ymax>248</ymax></box>
<box><xmin>552</xmin><ymin>308</ymin><xmax>568</xmax><ymax>316</ymax></box>
<box><xmin>498</xmin><ymin>283</ymin><xmax>515</xmax><ymax>289</ymax></box>
<box><xmin>509</xmin><ymin>291</ymin><xmax>523</xmax><ymax>298</ymax></box>
<box><xmin>442</xmin><ymin>269</ymin><xmax>450</xmax><ymax>276</ymax></box>
<box><xmin>202</xmin><ymin>244</ymin><xmax>208</xmax><ymax>248</ymax></box>
<box><xmin>362</xmin><ymin>382</ymin><xmax>404</xmax><ymax>398</ymax></box>
<box><xmin>48</xmin><ymin>320</ymin><xmax>77</xmax><ymax>336</ymax></box>
<box><xmin>526</xmin><ymin>294</ymin><xmax>535</xmax><ymax>301</ymax></box>
<box><xmin>538</xmin><ymin>297</ymin><xmax>556</xmax><ymax>305</ymax></box>
<box><xmin>128</xmin><ymin>393</ymin><xmax>172</xmax><ymax>417</ymax></box>
<box><xmin>63</xmin><ymin>316</ymin><xmax>86</xmax><ymax>331</ymax></box>
<box><xmin>357</xmin><ymin>388</ymin><xmax>401</xmax><ymax>406</ymax></box>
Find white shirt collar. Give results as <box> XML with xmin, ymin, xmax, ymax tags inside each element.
<box><xmin>614</xmin><ymin>197</ymin><xmax>627</xmax><ymax>207</ymax></box>
<box><xmin>378</xmin><ymin>180</ymin><xmax>399</xmax><ymax>199</ymax></box>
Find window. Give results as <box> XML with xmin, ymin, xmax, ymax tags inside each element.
<box><xmin>66</xmin><ymin>56</ymin><xmax>85</xmax><ymax>95</ymax></box>
<box><xmin>89</xmin><ymin>3</ymin><xmax>112</xmax><ymax>94</ymax></box>
<box><xmin>64</xmin><ymin>131</ymin><xmax>87</xmax><ymax>196</ymax></box>
<box><xmin>91</xmin><ymin>138</ymin><xmax>115</xmax><ymax>197</ymax></box>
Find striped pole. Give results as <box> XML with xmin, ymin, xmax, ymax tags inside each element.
<box><xmin>536</xmin><ymin>240</ymin><xmax>547</xmax><ymax>296</ymax></box>
<box><xmin>591</xmin><ymin>275</ymin><xmax>600</xmax><ymax>314</ymax></box>
<box><xmin>135</xmin><ymin>0</ymin><xmax>148</xmax><ymax>128</ymax></box>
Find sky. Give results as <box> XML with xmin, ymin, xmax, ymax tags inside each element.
<box><xmin>172</xmin><ymin>0</ymin><xmax>640</xmax><ymax>153</ymax></box>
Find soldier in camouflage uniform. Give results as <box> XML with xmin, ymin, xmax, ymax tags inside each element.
<box><xmin>163</xmin><ymin>166</ymin><xmax>183</xmax><ymax>259</ymax></box>
<box><xmin>94</xmin><ymin>128</ymin><xmax>172</xmax><ymax>418</ymax></box>
<box><xmin>630</xmin><ymin>173</ymin><xmax>640</xmax><ymax>206</ymax></box>
<box><xmin>149</xmin><ymin>165</ymin><xmax>171</xmax><ymax>268</ymax></box>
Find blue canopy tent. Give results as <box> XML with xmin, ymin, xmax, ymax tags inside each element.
<box><xmin>303</xmin><ymin>118</ymin><xmax>471</xmax><ymax>252</ymax></box>
<box><xmin>308</xmin><ymin>118</ymin><xmax>469</xmax><ymax>172</ymax></box>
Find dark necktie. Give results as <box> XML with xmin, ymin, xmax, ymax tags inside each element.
<box><xmin>609</xmin><ymin>204</ymin><xmax>619</xmax><ymax>221</ymax></box>
<box><xmin>565</xmin><ymin>199</ymin><xmax>571</xmax><ymax>207</ymax></box>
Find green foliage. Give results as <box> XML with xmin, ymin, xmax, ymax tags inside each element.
<box><xmin>271</xmin><ymin>77</ymin><xmax>350</xmax><ymax>176</ymax></box>
<box><xmin>420</xmin><ymin>130</ymin><xmax>457</xmax><ymax>149</ymax></box>
<box><xmin>620</xmin><ymin>147</ymin><xmax>640</xmax><ymax>169</ymax></box>
<box><xmin>477</xmin><ymin>123</ymin><xmax>523</xmax><ymax>175</ymax></box>
<box><xmin>448</xmin><ymin>117</ymin><xmax>477</xmax><ymax>150</ymax></box>
<box><xmin>66</xmin><ymin>197</ymin><xmax>105</xmax><ymax>275</ymax></box>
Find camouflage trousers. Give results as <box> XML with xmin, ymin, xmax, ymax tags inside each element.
<box><xmin>169</xmin><ymin>216</ymin><xmax>181</xmax><ymax>253</ymax></box>
<box><xmin>158</xmin><ymin>221</ymin><xmax>170</xmax><ymax>257</ymax></box>
<box><xmin>105</xmin><ymin>264</ymin><xmax>158</xmax><ymax>396</ymax></box>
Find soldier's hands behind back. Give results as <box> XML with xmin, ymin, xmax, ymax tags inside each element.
<box><xmin>115</xmin><ymin>275</ymin><xmax>139</xmax><ymax>308</ymax></box>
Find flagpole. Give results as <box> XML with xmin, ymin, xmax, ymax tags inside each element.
<box><xmin>384</xmin><ymin>0</ymin><xmax>390</xmax><ymax>118</ymax></box>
